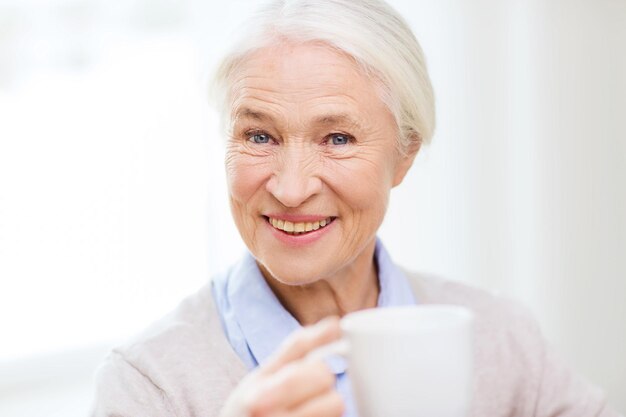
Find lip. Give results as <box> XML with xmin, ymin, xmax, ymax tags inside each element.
<box><xmin>264</xmin><ymin>215</ymin><xmax>336</xmax><ymax>247</ymax></box>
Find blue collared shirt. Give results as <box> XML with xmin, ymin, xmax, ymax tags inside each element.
<box><xmin>211</xmin><ymin>238</ymin><xmax>417</xmax><ymax>417</ymax></box>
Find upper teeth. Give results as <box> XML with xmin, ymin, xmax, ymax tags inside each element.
<box><xmin>269</xmin><ymin>217</ymin><xmax>332</xmax><ymax>234</ymax></box>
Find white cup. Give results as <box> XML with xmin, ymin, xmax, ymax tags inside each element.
<box><xmin>310</xmin><ymin>305</ymin><xmax>474</xmax><ymax>417</ymax></box>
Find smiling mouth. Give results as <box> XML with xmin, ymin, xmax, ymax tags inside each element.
<box><xmin>265</xmin><ymin>216</ymin><xmax>335</xmax><ymax>236</ymax></box>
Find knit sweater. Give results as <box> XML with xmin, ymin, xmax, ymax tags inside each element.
<box><xmin>90</xmin><ymin>271</ymin><xmax>621</xmax><ymax>417</ymax></box>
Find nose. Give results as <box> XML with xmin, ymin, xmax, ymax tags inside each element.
<box><xmin>266</xmin><ymin>146</ymin><xmax>322</xmax><ymax>208</ymax></box>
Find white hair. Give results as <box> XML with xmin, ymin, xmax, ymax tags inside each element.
<box><xmin>210</xmin><ymin>0</ymin><xmax>436</xmax><ymax>152</ymax></box>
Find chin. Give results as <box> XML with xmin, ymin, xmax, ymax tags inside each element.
<box><xmin>258</xmin><ymin>255</ymin><xmax>331</xmax><ymax>287</ymax></box>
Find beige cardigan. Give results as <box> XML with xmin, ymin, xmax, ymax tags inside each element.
<box><xmin>91</xmin><ymin>271</ymin><xmax>621</xmax><ymax>417</ymax></box>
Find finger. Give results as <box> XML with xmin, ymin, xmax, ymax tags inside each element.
<box><xmin>261</xmin><ymin>316</ymin><xmax>341</xmax><ymax>374</ymax></box>
<box><xmin>252</xmin><ymin>359</ymin><xmax>335</xmax><ymax>412</ymax></box>
<box><xmin>288</xmin><ymin>389</ymin><xmax>345</xmax><ymax>417</ymax></box>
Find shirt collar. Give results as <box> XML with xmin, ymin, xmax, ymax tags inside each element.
<box><xmin>227</xmin><ymin>238</ymin><xmax>416</xmax><ymax>375</ymax></box>
<box><xmin>375</xmin><ymin>238</ymin><xmax>417</xmax><ymax>308</ymax></box>
<box><xmin>227</xmin><ymin>254</ymin><xmax>301</xmax><ymax>370</ymax></box>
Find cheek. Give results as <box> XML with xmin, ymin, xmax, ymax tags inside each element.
<box><xmin>325</xmin><ymin>155</ymin><xmax>393</xmax><ymax>213</ymax></box>
<box><xmin>225</xmin><ymin>151</ymin><xmax>272</xmax><ymax>247</ymax></box>
<box><xmin>225</xmin><ymin>151</ymin><xmax>270</xmax><ymax>204</ymax></box>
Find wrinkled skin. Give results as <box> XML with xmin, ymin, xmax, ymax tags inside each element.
<box><xmin>220</xmin><ymin>41</ymin><xmax>418</xmax><ymax>416</ymax></box>
<box><xmin>226</xmin><ymin>41</ymin><xmax>417</xmax><ymax>313</ymax></box>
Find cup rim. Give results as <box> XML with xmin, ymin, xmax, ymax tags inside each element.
<box><xmin>340</xmin><ymin>304</ymin><xmax>474</xmax><ymax>335</ymax></box>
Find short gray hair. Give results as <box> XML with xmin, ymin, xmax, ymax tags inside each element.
<box><xmin>210</xmin><ymin>0</ymin><xmax>436</xmax><ymax>151</ymax></box>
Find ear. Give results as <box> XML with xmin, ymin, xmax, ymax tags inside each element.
<box><xmin>392</xmin><ymin>136</ymin><xmax>421</xmax><ymax>187</ymax></box>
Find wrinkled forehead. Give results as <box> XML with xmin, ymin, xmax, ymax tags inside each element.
<box><xmin>227</xmin><ymin>42</ymin><xmax>391</xmax><ymax>128</ymax></box>
<box><xmin>235</xmin><ymin>42</ymin><xmax>362</xmax><ymax>86</ymax></box>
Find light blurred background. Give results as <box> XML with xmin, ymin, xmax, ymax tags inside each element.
<box><xmin>0</xmin><ymin>0</ymin><xmax>624</xmax><ymax>415</ymax></box>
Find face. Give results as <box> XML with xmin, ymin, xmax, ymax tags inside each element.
<box><xmin>225</xmin><ymin>41</ymin><xmax>415</xmax><ymax>285</ymax></box>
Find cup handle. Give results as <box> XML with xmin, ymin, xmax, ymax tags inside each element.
<box><xmin>305</xmin><ymin>338</ymin><xmax>350</xmax><ymax>362</ymax></box>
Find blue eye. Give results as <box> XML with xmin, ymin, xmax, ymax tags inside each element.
<box><xmin>329</xmin><ymin>134</ymin><xmax>351</xmax><ymax>145</ymax></box>
<box><xmin>249</xmin><ymin>132</ymin><xmax>271</xmax><ymax>144</ymax></box>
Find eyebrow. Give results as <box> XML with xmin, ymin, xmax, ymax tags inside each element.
<box><xmin>233</xmin><ymin>107</ymin><xmax>273</xmax><ymax>122</ymax></box>
<box><xmin>233</xmin><ymin>107</ymin><xmax>362</xmax><ymax>129</ymax></box>
<box><xmin>313</xmin><ymin>113</ymin><xmax>361</xmax><ymax>128</ymax></box>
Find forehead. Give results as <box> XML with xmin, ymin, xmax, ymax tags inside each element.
<box><xmin>229</xmin><ymin>42</ymin><xmax>390</xmax><ymax>125</ymax></box>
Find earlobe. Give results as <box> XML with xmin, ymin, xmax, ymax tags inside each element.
<box><xmin>392</xmin><ymin>137</ymin><xmax>421</xmax><ymax>187</ymax></box>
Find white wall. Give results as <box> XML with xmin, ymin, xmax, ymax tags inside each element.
<box><xmin>381</xmin><ymin>0</ymin><xmax>626</xmax><ymax>410</ymax></box>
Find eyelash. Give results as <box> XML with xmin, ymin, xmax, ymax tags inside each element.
<box><xmin>324</xmin><ymin>133</ymin><xmax>354</xmax><ymax>146</ymax></box>
<box><xmin>246</xmin><ymin>130</ymin><xmax>275</xmax><ymax>145</ymax></box>
<box><xmin>244</xmin><ymin>130</ymin><xmax>355</xmax><ymax>146</ymax></box>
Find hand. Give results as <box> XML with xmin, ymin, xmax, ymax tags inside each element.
<box><xmin>218</xmin><ymin>316</ymin><xmax>345</xmax><ymax>417</ymax></box>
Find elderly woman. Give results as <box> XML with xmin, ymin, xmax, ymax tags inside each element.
<box><xmin>91</xmin><ymin>1</ymin><xmax>619</xmax><ymax>416</ymax></box>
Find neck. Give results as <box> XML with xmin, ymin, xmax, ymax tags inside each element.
<box><xmin>259</xmin><ymin>240</ymin><xmax>379</xmax><ymax>326</ymax></box>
